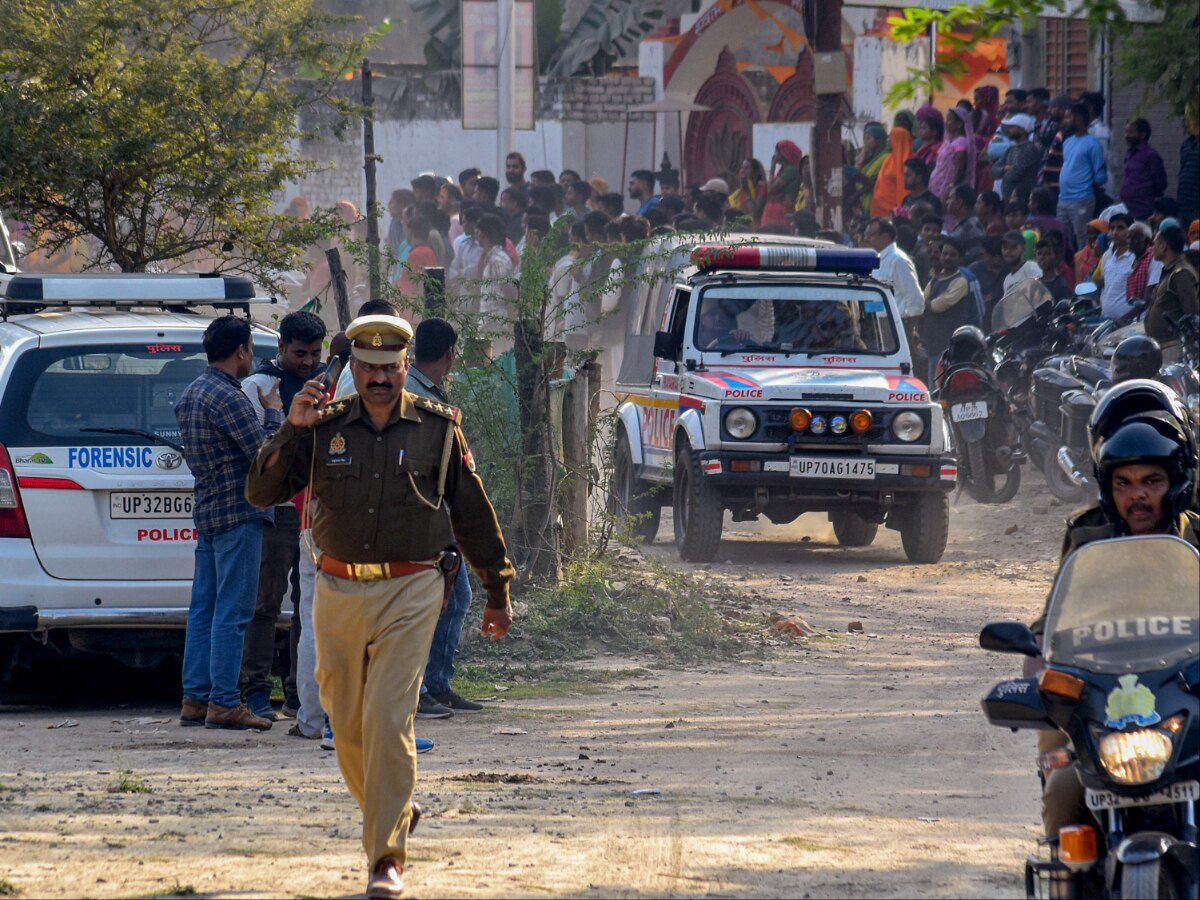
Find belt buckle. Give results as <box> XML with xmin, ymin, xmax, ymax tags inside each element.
<box><xmin>352</xmin><ymin>562</ymin><xmax>386</xmax><ymax>582</ymax></box>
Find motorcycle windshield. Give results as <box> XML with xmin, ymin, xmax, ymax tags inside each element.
<box><xmin>990</xmin><ymin>279</ymin><xmax>1053</xmax><ymax>332</ymax></box>
<box><xmin>1044</xmin><ymin>536</ymin><xmax>1200</xmax><ymax>675</ymax></box>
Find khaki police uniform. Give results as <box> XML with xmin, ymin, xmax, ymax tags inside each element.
<box><xmin>245</xmin><ymin>315</ymin><xmax>513</xmax><ymax>873</ymax></box>
<box><xmin>1035</xmin><ymin>506</ymin><xmax>1200</xmax><ymax>838</ymax></box>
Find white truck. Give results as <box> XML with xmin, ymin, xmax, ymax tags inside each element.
<box><xmin>611</xmin><ymin>238</ymin><xmax>956</xmax><ymax>563</ymax></box>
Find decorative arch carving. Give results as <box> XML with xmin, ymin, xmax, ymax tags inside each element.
<box><xmin>683</xmin><ymin>48</ymin><xmax>761</xmax><ymax>186</ymax></box>
<box><xmin>767</xmin><ymin>48</ymin><xmax>816</xmax><ymax>122</ymax></box>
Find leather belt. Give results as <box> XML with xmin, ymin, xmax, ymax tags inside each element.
<box><xmin>319</xmin><ymin>555</ymin><xmax>436</xmax><ymax>582</ymax></box>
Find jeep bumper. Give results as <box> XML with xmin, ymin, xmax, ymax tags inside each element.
<box><xmin>695</xmin><ymin>451</ymin><xmax>957</xmax><ymax>493</ymax></box>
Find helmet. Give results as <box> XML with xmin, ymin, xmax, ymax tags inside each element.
<box><xmin>1093</xmin><ymin>417</ymin><xmax>1197</xmax><ymax>524</ymax></box>
<box><xmin>945</xmin><ymin>325</ymin><xmax>988</xmax><ymax>366</ymax></box>
<box><xmin>1089</xmin><ymin>379</ymin><xmax>1192</xmax><ymax>457</ymax></box>
<box><xmin>1110</xmin><ymin>335</ymin><xmax>1163</xmax><ymax>383</ymax></box>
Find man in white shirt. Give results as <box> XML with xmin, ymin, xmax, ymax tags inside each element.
<box><xmin>1095</xmin><ymin>213</ymin><xmax>1136</xmax><ymax>319</ymax></box>
<box><xmin>863</xmin><ymin>218</ymin><xmax>923</xmax><ymax>319</ymax></box>
<box><xmin>446</xmin><ymin>205</ymin><xmax>483</xmax><ymax>295</ymax></box>
<box><xmin>1000</xmin><ymin>230</ymin><xmax>1044</xmax><ymax>294</ymax></box>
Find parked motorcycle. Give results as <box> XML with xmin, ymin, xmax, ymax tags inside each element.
<box><xmin>934</xmin><ymin>326</ymin><xmax>1023</xmax><ymax>503</ymax></box>
<box><xmin>979</xmin><ymin>535</ymin><xmax>1199</xmax><ymax>899</ymax></box>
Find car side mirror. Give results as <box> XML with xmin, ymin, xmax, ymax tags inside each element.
<box><xmin>979</xmin><ymin>621</ymin><xmax>1040</xmax><ymax>657</ymax></box>
<box><xmin>654</xmin><ymin>330</ymin><xmax>681</xmax><ymax>361</ymax></box>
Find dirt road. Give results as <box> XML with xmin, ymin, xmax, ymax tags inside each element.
<box><xmin>0</xmin><ymin>481</ymin><xmax>1069</xmax><ymax>899</ymax></box>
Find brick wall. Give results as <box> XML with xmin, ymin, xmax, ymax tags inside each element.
<box><xmin>537</xmin><ymin>76</ymin><xmax>656</xmax><ymax>122</ymax></box>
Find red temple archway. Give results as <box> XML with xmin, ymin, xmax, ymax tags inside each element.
<box><xmin>683</xmin><ymin>48</ymin><xmax>761</xmax><ymax>185</ymax></box>
<box><xmin>767</xmin><ymin>48</ymin><xmax>816</xmax><ymax>122</ymax></box>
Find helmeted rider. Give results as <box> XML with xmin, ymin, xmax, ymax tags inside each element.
<box><xmin>1028</xmin><ymin>379</ymin><xmax>1200</xmax><ymax>842</ymax></box>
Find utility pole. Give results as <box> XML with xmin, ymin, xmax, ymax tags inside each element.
<box><xmin>813</xmin><ymin>0</ymin><xmax>844</xmax><ymax>229</ymax></box>
<box><xmin>496</xmin><ymin>0</ymin><xmax>516</xmax><ymax>178</ymax></box>
<box><xmin>362</xmin><ymin>58</ymin><xmax>382</xmax><ymax>298</ymax></box>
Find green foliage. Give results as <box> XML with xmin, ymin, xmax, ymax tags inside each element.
<box><xmin>882</xmin><ymin>0</ymin><xmax>1168</xmax><ymax>107</ymax></box>
<box><xmin>109</xmin><ymin>749</ymin><xmax>152</xmax><ymax>794</ymax></box>
<box><xmin>544</xmin><ymin>0</ymin><xmax>664</xmax><ymax>78</ymax></box>
<box><xmin>1115</xmin><ymin>0</ymin><xmax>1200</xmax><ymax>118</ymax></box>
<box><xmin>0</xmin><ymin>0</ymin><xmax>374</xmax><ymax>287</ymax></box>
<box><xmin>0</xmin><ymin>879</ymin><xmax>18</xmax><ymax>897</ymax></box>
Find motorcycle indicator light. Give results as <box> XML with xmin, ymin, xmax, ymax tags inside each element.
<box><xmin>849</xmin><ymin>410</ymin><xmax>872</xmax><ymax>433</ymax></box>
<box><xmin>1038</xmin><ymin>668</ymin><xmax>1084</xmax><ymax>700</ymax></box>
<box><xmin>1058</xmin><ymin>825</ymin><xmax>1098</xmax><ymax>870</ymax></box>
<box><xmin>830</xmin><ymin>415</ymin><xmax>848</xmax><ymax>434</ymax></box>
<box><xmin>809</xmin><ymin>415</ymin><xmax>828</xmax><ymax>435</ymax></box>
<box><xmin>1098</xmin><ymin>728</ymin><xmax>1172</xmax><ymax>785</ymax></box>
<box><xmin>789</xmin><ymin>408</ymin><xmax>812</xmax><ymax>432</ymax></box>
<box><xmin>1162</xmin><ymin>714</ymin><xmax>1185</xmax><ymax>734</ymax></box>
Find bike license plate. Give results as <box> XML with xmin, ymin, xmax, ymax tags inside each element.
<box><xmin>951</xmin><ymin>401</ymin><xmax>988</xmax><ymax>422</ymax></box>
<box><xmin>1085</xmin><ymin>780</ymin><xmax>1199</xmax><ymax>811</ymax></box>
<box><xmin>109</xmin><ymin>492</ymin><xmax>194</xmax><ymax>519</ymax></box>
<box><xmin>789</xmin><ymin>457</ymin><xmax>876</xmax><ymax>479</ymax></box>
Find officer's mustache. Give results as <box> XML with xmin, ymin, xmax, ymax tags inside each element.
<box><xmin>367</xmin><ymin>381</ymin><xmax>393</xmax><ymax>390</ymax></box>
<box><xmin>1127</xmin><ymin>501</ymin><xmax>1155</xmax><ymax>516</ymax></box>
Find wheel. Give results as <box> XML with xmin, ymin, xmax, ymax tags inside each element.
<box><xmin>962</xmin><ymin>439</ymin><xmax>996</xmax><ymax>503</ymax></box>
<box><xmin>990</xmin><ymin>461</ymin><xmax>1022</xmax><ymax>504</ymax></box>
<box><xmin>897</xmin><ymin>491</ymin><xmax>949</xmax><ymax>564</ymax></box>
<box><xmin>1120</xmin><ymin>858</ymin><xmax>1181</xmax><ymax>900</ymax></box>
<box><xmin>611</xmin><ymin>438</ymin><xmax>661</xmax><ymax>543</ymax></box>
<box><xmin>1042</xmin><ymin>452</ymin><xmax>1086</xmax><ymax>503</ymax></box>
<box><xmin>672</xmin><ymin>444</ymin><xmax>722</xmax><ymax>562</ymax></box>
<box><xmin>830</xmin><ymin>510</ymin><xmax>879</xmax><ymax>547</ymax></box>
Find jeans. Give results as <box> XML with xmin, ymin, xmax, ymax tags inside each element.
<box><xmin>241</xmin><ymin>504</ymin><xmax>300</xmax><ymax>699</ymax></box>
<box><xmin>1057</xmin><ymin>198</ymin><xmax>1093</xmax><ymax>260</ymax></box>
<box><xmin>294</xmin><ymin>530</ymin><xmax>325</xmax><ymax>738</ymax></box>
<box><xmin>183</xmin><ymin>520</ymin><xmax>264</xmax><ymax>709</ymax></box>
<box><xmin>423</xmin><ymin>564</ymin><xmax>473</xmax><ymax>696</ymax></box>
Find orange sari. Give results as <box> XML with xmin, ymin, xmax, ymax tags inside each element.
<box><xmin>870</xmin><ymin>127</ymin><xmax>913</xmax><ymax>218</ymax></box>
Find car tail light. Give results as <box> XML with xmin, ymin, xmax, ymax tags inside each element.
<box><xmin>0</xmin><ymin>443</ymin><xmax>32</xmax><ymax>539</ymax></box>
<box><xmin>947</xmin><ymin>369</ymin><xmax>983</xmax><ymax>395</ymax></box>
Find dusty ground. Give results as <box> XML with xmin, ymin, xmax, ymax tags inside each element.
<box><xmin>0</xmin><ymin>479</ymin><xmax>1072</xmax><ymax>899</ymax></box>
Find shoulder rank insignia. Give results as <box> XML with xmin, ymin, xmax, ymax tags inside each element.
<box><xmin>329</xmin><ymin>432</ymin><xmax>347</xmax><ymax>455</ymax></box>
<box><xmin>410</xmin><ymin>393</ymin><xmax>462</xmax><ymax>424</ymax></box>
<box><xmin>317</xmin><ymin>398</ymin><xmax>351</xmax><ymax>422</ymax></box>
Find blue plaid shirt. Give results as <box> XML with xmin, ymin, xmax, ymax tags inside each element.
<box><xmin>175</xmin><ymin>367</ymin><xmax>282</xmax><ymax>537</ymax></box>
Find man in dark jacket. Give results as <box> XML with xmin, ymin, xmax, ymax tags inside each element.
<box><xmin>240</xmin><ymin>310</ymin><xmax>327</xmax><ymax>720</ymax></box>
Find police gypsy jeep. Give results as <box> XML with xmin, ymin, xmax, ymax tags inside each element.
<box><xmin>612</xmin><ymin>239</ymin><xmax>956</xmax><ymax>563</ymax></box>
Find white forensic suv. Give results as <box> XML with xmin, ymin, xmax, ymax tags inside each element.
<box><xmin>0</xmin><ymin>273</ymin><xmax>278</xmax><ymax>674</ymax></box>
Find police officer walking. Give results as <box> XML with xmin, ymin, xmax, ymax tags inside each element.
<box><xmin>246</xmin><ymin>313</ymin><xmax>515</xmax><ymax>899</ymax></box>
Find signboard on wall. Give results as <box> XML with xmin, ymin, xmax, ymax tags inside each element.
<box><xmin>461</xmin><ymin>0</ymin><xmax>536</xmax><ymax>130</ymax></box>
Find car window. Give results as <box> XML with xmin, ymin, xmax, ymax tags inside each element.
<box><xmin>0</xmin><ymin>341</ymin><xmax>268</xmax><ymax>446</ymax></box>
<box><xmin>695</xmin><ymin>284</ymin><xmax>899</xmax><ymax>355</ymax></box>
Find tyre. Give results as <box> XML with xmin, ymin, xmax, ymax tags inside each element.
<box><xmin>990</xmin><ymin>461</ymin><xmax>1022</xmax><ymax>504</ymax></box>
<box><xmin>612</xmin><ymin>438</ymin><xmax>661</xmax><ymax>543</ymax></box>
<box><xmin>1120</xmin><ymin>858</ymin><xmax>1180</xmax><ymax>900</ymax></box>
<box><xmin>897</xmin><ymin>491</ymin><xmax>949</xmax><ymax>564</ymax></box>
<box><xmin>962</xmin><ymin>439</ymin><xmax>996</xmax><ymax>503</ymax></box>
<box><xmin>1042</xmin><ymin>452</ymin><xmax>1086</xmax><ymax>503</ymax></box>
<box><xmin>672</xmin><ymin>444</ymin><xmax>722</xmax><ymax>562</ymax></box>
<box><xmin>830</xmin><ymin>510</ymin><xmax>879</xmax><ymax>547</ymax></box>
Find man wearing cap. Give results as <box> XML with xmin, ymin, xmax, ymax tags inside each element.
<box><xmin>992</xmin><ymin>113</ymin><xmax>1042</xmax><ymax>210</ymax></box>
<box><xmin>246</xmin><ymin>314</ymin><xmax>515</xmax><ymax>899</ymax></box>
<box><xmin>701</xmin><ymin>177</ymin><xmax>730</xmax><ymax>201</ymax></box>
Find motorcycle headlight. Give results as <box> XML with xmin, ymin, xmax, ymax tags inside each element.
<box><xmin>1097</xmin><ymin>728</ymin><xmax>1173</xmax><ymax>785</ymax></box>
<box><xmin>724</xmin><ymin>407</ymin><xmax>757</xmax><ymax>440</ymax></box>
<box><xmin>891</xmin><ymin>411</ymin><xmax>925</xmax><ymax>442</ymax></box>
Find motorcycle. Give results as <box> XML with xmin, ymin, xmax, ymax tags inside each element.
<box><xmin>979</xmin><ymin>535</ymin><xmax>1200</xmax><ymax>899</ymax></box>
<box><xmin>934</xmin><ymin>358</ymin><xmax>1023</xmax><ymax>503</ymax></box>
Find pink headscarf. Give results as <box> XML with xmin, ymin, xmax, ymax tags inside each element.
<box><xmin>945</xmin><ymin>105</ymin><xmax>977</xmax><ymax>190</ymax></box>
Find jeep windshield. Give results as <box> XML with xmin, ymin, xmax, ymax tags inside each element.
<box><xmin>1043</xmin><ymin>536</ymin><xmax>1199</xmax><ymax>675</ymax></box>
<box><xmin>694</xmin><ymin>284</ymin><xmax>900</xmax><ymax>357</ymax></box>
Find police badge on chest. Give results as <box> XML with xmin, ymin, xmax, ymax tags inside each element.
<box><xmin>327</xmin><ymin>431</ymin><xmax>352</xmax><ymax>466</ymax></box>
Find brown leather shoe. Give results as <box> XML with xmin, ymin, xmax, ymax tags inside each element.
<box><xmin>366</xmin><ymin>858</ymin><xmax>404</xmax><ymax>899</ymax></box>
<box><xmin>205</xmin><ymin>703</ymin><xmax>273</xmax><ymax>731</ymax></box>
<box><xmin>180</xmin><ymin>698</ymin><xmax>207</xmax><ymax>728</ymax></box>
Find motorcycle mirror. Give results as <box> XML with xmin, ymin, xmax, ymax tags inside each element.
<box><xmin>979</xmin><ymin>622</ymin><xmax>1041</xmax><ymax>657</ymax></box>
<box><xmin>1074</xmin><ymin>281</ymin><xmax>1097</xmax><ymax>297</ymax></box>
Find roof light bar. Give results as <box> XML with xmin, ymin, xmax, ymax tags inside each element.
<box><xmin>4</xmin><ymin>273</ymin><xmax>257</xmax><ymax>302</ymax></box>
<box><xmin>691</xmin><ymin>245</ymin><xmax>879</xmax><ymax>274</ymax></box>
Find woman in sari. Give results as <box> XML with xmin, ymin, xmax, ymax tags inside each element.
<box><xmin>972</xmin><ymin>86</ymin><xmax>1001</xmax><ymax>192</ymax></box>
<box><xmin>729</xmin><ymin>158</ymin><xmax>768</xmax><ymax>225</ymax></box>
<box><xmin>913</xmin><ymin>106</ymin><xmax>944</xmax><ymax>168</ymax></box>
<box><xmin>870</xmin><ymin>123</ymin><xmax>913</xmax><ymax>217</ymax></box>
<box><xmin>932</xmin><ymin>106</ymin><xmax>977</xmax><ymax>226</ymax></box>
<box><xmin>844</xmin><ymin>122</ymin><xmax>890</xmax><ymax>219</ymax></box>
<box><xmin>762</xmin><ymin>140</ymin><xmax>803</xmax><ymax>227</ymax></box>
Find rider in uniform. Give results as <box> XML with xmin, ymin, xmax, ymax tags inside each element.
<box><xmin>246</xmin><ymin>314</ymin><xmax>515</xmax><ymax>899</ymax></box>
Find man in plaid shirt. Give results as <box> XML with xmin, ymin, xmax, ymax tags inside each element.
<box><xmin>174</xmin><ymin>316</ymin><xmax>283</xmax><ymax>731</ymax></box>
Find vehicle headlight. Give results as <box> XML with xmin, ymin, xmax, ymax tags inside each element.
<box><xmin>831</xmin><ymin>415</ymin><xmax>848</xmax><ymax>434</ymax></box>
<box><xmin>724</xmin><ymin>407</ymin><xmax>757</xmax><ymax>439</ymax></box>
<box><xmin>810</xmin><ymin>415</ymin><xmax>827</xmax><ymax>435</ymax></box>
<box><xmin>891</xmin><ymin>411</ymin><xmax>925</xmax><ymax>442</ymax></box>
<box><xmin>1098</xmin><ymin>728</ymin><xmax>1173</xmax><ymax>785</ymax></box>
